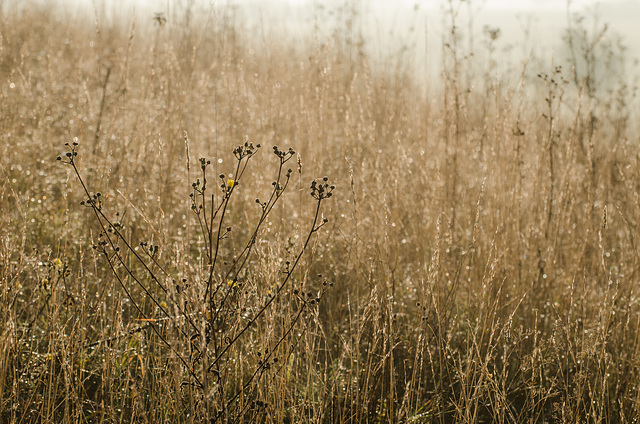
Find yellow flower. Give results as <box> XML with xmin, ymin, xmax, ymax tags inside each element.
<box><xmin>52</xmin><ymin>258</ymin><xmax>63</xmax><ymax>270</ymax></box>
<box><xmin>227</xmin><ymin>179</ymin><xmax>235</xmax><ymax>189</ymax></box>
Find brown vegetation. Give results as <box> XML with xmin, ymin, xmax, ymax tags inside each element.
<box><xmin>1</xmin><ymin>1</ymin><xmax>639</xmax><ymax>423</ymax></box>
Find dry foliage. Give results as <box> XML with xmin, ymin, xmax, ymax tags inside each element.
<box><xmin>1</xmin><ymin>1</ymin><xmax>639</xmax><ymax>423</ymax></box>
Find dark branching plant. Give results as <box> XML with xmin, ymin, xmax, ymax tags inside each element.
<box><xmin>58</xmin><ymin>139</ymin><xmax>334</xmax><ymax>422</ymax></box>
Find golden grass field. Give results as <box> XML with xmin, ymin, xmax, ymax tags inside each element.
<box><xmin>1</xmin><ymin>1</ymin><xmax>640</xmax><ymax>423</ymax></box>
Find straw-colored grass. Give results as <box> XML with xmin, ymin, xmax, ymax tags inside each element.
<box><xmin>2</xmin><ymin>1</ymin><xmax>639</xmax><ymax>423</ymax></box>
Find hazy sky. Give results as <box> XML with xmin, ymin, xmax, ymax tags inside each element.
<box><xmin>224</xmin><ymin>0</ymin><xmax>640</xmax><ymax>81</ymax></box>
<box><xmin>34</xmin><ymin>0</ymin><xmax>640</xmax><ymax>83</ymax></box>
<box><xmin>55</xmin><ymin>0</ymin><xmax>640</xmax><ymax>49</ymax></box>
<box><xmin>220</xmin><ymin>0</ymin><xmax>640</xmax><ymax>61</ymax></box>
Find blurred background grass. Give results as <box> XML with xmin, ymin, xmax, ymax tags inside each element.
<box><xmin>2</xmin><ymin>0</ymin><xmax>640</xmax><ymax>422</ymax></box>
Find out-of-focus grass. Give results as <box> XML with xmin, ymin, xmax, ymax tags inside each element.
<box><xmin>2</xmin><ymin>1</ymin><xmax>640</xmax><ymax>423</ymax></box>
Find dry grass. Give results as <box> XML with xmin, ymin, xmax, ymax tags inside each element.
<box><xmin>2</xmin><ymin>1</ymin><xmax>640</xmax><ymax>423</ymax></box>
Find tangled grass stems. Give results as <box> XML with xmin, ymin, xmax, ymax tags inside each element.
<box><xmin>2</xmin><ymin>0</ymin><xmax>640</xmax><ymax>422</ymax></box>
